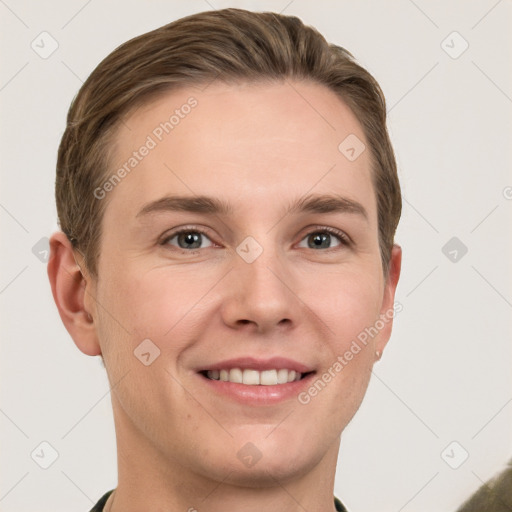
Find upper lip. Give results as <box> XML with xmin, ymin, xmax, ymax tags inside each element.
<box><xmin>198</xmin><ymin>357</ymin><xmax>315</xmax><ymax>374</ymax></box>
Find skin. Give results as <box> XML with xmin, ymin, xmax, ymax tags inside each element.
<box><xmin>48</xmin><ymin>80</ymin><xmax>401</xmax><ymax>512</ymax></box>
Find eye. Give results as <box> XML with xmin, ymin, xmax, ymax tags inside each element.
<box><xmin>159</xmin><ymin>226</ymin><xmax>351</xmax><ymax>254</ymax></box>
<box><xmin>160</xmin><ymin>228</ymin><xmax>214</xmax><ymax>251</ymax></box>
<box><xmin>297</xmin><ymin>227</ymin><xmax>351</xmax><ymax>250</ymax></box>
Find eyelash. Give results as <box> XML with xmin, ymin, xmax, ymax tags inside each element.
<box><xmin>159</xmin><ymin>225</ymin><xmax>352</xmax><ymax>253</ymax></box>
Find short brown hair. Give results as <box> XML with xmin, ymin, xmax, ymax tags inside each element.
<box><xmin>56</xmin><ymin>8</ymin><xmax>401</xmax><ymax>277</ymax></box>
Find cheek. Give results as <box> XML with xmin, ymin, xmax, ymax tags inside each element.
<box><xmin>314</xmin><ymin>267</ymin><xmax>384</xmax><ymax>346</ymax></box>
<box><xmin>95</xmin><ymin>264</ymin><xmax>211</xmax><ymax>363</ymax></box>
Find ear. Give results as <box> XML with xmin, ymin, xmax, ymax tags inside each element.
<box><xmin>375</xmin><ymin>244</ymin><xmax>402</xmax><ymax>356</ymax></box>
<box><xmin>47</xmin><ymin>231</ymin><xmax>102</xmax><ymax>356</ymax></box>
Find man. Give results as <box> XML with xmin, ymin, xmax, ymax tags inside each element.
<box><xmin>47</xmin><ymin>8</ymin><xmax>402</xmax><ymax>512</ymax></box>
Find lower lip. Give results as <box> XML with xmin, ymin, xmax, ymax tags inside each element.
<box><xmin>198</xmin><ymin>372</ymin><xmax>316</xmax><ymax>405</ymax></box>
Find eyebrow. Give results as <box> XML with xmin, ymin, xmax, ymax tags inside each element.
<box><xmin>135</xmin><ymin>193</ymin><xmax>368</xmax><ymax>220</ymax></box>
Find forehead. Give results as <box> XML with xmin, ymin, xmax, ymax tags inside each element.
<box><xmin>107</xmin><ymin>80</ymin><xmax>375</xmax><ymax>221</ymax></box>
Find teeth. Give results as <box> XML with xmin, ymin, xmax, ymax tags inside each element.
<box><xmin>229</xmin><ymin>368</ymin><xmax>243</xmax><ymax>383</ymax></box>
<box><xmin>206</xmin><ymin>368</ymin><xmax>303</xmax><ymax>385</ymax></box>
<box><xmin>243</xmin><ymin>369</ymin><xmax>260</xmax><ymax>385</ymax></box>
<box><xmin>276</xmin><ymin>369</ymin><xmax>288</xmax><ymax>384</ymax></box>
<box><xmin>260</xmin><ymin>369</ymin><xmax>278</xmax><ymax>385</ymax></box>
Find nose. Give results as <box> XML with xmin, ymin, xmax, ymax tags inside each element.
<box><xmin>220</xmin><ymin>241</ymin><xmax>301</xmax><ymax>334</ymax></box>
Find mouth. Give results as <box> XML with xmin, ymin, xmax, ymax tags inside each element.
<box><xmin>196</xmin><ymin>357</ymin><xmax>316</xmax><ymax>405</ymax></box>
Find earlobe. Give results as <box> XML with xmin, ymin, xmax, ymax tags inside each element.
<box><xmin>47</xmin><ymin>231</ymin><xmax>102</xmax><ymax>356</ymax></box>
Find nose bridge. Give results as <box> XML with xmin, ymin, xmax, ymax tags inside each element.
<box><xmin>222</xmin><ymin>233</ymin><xmax>298</xmax><ymax>330</ymax></box>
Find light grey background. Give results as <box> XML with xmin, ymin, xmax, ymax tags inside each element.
<box><xmin>1</xmin><ymin>1</ymin><xmax>511</xmax><ymax>511</ymax></box>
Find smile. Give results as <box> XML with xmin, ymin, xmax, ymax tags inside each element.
<box><xmin>196</xmin><ymin>357</ymin><xmax>316</xmax><ymax>405</ymax></box>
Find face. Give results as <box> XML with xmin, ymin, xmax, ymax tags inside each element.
<box><xmin>83</xmin><ymin>80</ymin><xmax>400</xmax><ymax>485</ymax></box>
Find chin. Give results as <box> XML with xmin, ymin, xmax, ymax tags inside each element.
<box><xmin>196</xmin><ymin>428</ymin><xmax>324</xmax><ymax>487</ymax></box>
<box><xmin>216</xmin><ymin>451</ymin><xmax>319</xmax><ymax>488</ymax></box>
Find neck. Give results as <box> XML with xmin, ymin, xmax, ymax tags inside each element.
<box><xmin>108</xmin><ymin>398</ymin><xmax>341</xmax><ymax>512</ymax></box>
